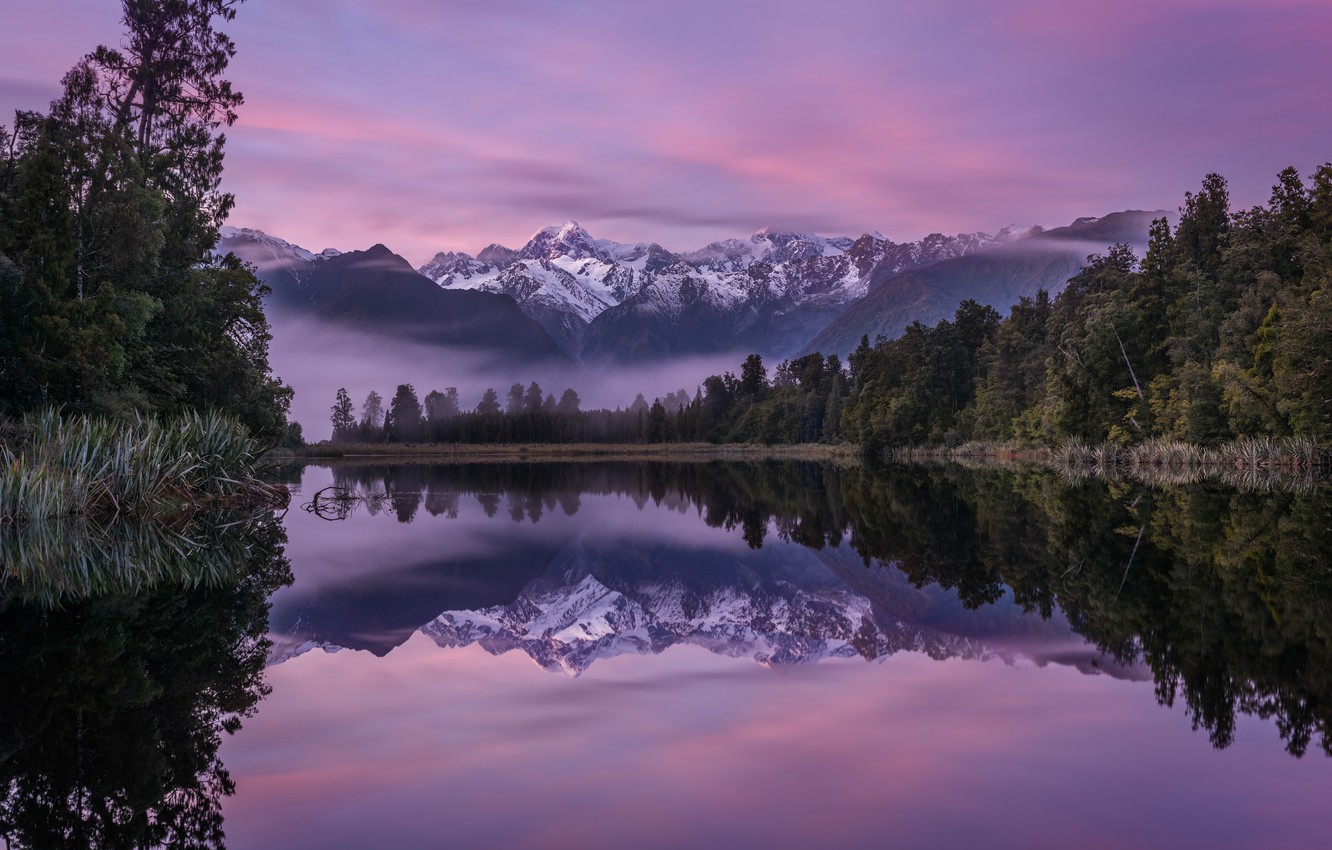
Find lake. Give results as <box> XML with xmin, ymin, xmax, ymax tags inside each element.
<box><xmin>2</xmin><ymin>459</ymin><xmax>1330</xmax><ymax>849</ymax></box>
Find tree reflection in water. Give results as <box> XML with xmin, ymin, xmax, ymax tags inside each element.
<box><xmin>0</xmin><ymin>512</ymin><xmax>291</xmax><ymax>849</ymax></box>
<box><xmin>312</xmin><ymin>459</ymin><xmax>1332</xmax><ymax>756</ymax></box>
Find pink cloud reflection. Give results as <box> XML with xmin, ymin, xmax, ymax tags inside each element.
<box><xmin>220</xmin><ymin>635</ymin><xmax>1332</xmax><ymax>850</ymax></box>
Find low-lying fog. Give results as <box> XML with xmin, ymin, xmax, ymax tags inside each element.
<box><xmin>270</xmin><ymin>317</ymin><xmax>747</xmax><ymax>439</ymax></box>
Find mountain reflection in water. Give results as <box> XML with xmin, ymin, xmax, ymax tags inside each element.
<box><xmin>5</xmin><ymin>459</ymin><xmax>1330</xmax><ymax>849</ymax></box>
<box><xmin>272</xmin><ymin>460</ymin><xmax>1332</xmax><ymax>758</ymax></box>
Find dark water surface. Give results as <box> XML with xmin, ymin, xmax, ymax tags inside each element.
<box><xmin>3</xmin><ymin>460</ymin><xmax>1331</xmax><ymax>848</ymax></box>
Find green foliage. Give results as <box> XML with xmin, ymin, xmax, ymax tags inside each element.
<box><xmin>823</xmin><ymin>165</ymin><xmax>1332</xmax><ymax>451</ymax></box>
<box><xmin>309</xmin><ymin>163</ymin><xmax>1332</xmax><ymax>452</ymax></box>
<box><xmin>0</xmin><ymin>408</ymin><xmax>279</xmax><ymax>524</ymax></box>
<box><xmin>0</xmin><ymin>509</ymin><xmax>291</xmax><ymax>848</ymax></box>
<box><xmin>0</xmin><ymin>1</ymin><xmax>290</xmax><ymax>439</ymax></box>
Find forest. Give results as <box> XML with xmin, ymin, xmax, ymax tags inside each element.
<box><xmin>0</xmin><ymin>0</ymin><xmax>292</xmax><ymax>443</ymax></box>
<box><xmin>335</xmin><ymin>165</ymin><xmax>1331</xmax><ymax>452</ymax></box>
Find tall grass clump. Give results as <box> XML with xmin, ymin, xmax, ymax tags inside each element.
<box><xmin>0</xmin><ymin>515</ymin><xmax>256</xmax><ymax>606</ymax></box>
<box><xmin>0</xmin><ymin>409</ymin><xmax>285</xmax><ymax>524</ymax></box>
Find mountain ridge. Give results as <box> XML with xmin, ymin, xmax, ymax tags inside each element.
<box><xmin>220</xmin><ymin>210</ymin><xmax>1161</xmax><ymax>369</ymax></box>
<box><xmin>216</xmin><ymin>228</ymin><xmax>570</xmax><ymax>364</ymax></box>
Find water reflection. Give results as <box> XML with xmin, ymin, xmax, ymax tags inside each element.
<box><xmin>276</xmin><ymin>460</ymin><xmax>1332</xmax><ymax>757</ymax></box>
<box><xmin>0</xmin><ymin>512</ymin><xmax>291</xmax><ymax>849</ymax></box>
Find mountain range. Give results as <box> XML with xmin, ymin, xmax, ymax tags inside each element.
<box><xmin>219</xmin><ymin>211</ymin><xmax>1161</xmax><ymax>371</ymax></box>
<box><xmin>217</xmin><ymin>227</ymin><xmax>568</xmax><ymax>364</ymax></box>
<box><xmin>269</xmin><ymin>526</ymin><xmax>1136</xmax><ymax>680</ymax></box>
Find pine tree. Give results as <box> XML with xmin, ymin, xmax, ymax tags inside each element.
<box><xmin>524</xmin><ymin>381</ymin><xmax>544</xmax><ymax>413</ymax></box>
<box><xmin>386</xmin><ymin>383</ymin><xmax>423</xmax><ymax>442</ymax></box>
<box><xmin>0</xmin><ymin>0</ymin><xmax>291</xmax><ymax>436</ymax></box>
<box><xmin>557</xmin><ymin>388</ymin><xmax>581</xmax><ymax>414</ymax></box>
<box><xmin>330</xmin><ymin>387</ymin><xmax>355</xmax><ymax>442</ymax></box>
<box><xmin>505</xmin><ymin>383</ymin><xmax>525</xmax><ymax>414</ymax></box>
<box><xmin>361</xmin><ymin>391</ymin><xmax>384</xmax><ymax>430</ymax></box>
<box><xmin>476</xmin><ymin>388</ymin><xmax>501</xmax><ymax>415</ymax></box>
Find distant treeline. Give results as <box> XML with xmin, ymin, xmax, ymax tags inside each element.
<box><xmin>328</xmin><ymin>382</ymin><xmax>705</xmax><ymax>444</ymax></box>
<box><xmin>331</xmin><ymin>166</ymin><xmax>1331</xmax><ymax>449</ymax></box>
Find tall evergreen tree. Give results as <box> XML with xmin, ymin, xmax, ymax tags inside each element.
<box><xmin>361</xmin><ymin>390</ymin><xmax>384</xmax><ymax>430</ymax></box>
<box><xmin>330</xmin><ymin>387</ymin><xmax>355</xmax><ymax>442</ymax></box>
<box><xmin>505</xmin><ymin>383</ymin><xmax>525</xmax><ymax>414</ymax></box>
<box><xmin>386</xmin><ymin>383</ymin><xmax>423</xmax><ymax>442</ymax></box>
<box><xmin>476</xmin><ymin>388</ymin><xmax>501</xmax><ymax>416</ymax></box>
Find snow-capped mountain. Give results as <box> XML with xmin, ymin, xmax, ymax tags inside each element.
<box><xmin>810</xmin><ymin>211</ymin><xmax>1161</xmax><ymax>355</ymax></box>
<box><xmin>419</xmin><ymin>559</ymin><xmax>988</xmax><ymax>677</ymax></box>
<box><xmin>270</xmin><ymin>528</ymin><xmax>1109</xmax><ymax>678</ymax></box>
<box><xmin>419</xmin><ymin>220</ymin><xmax>1039</xmax><ymax>363</ymax></box>
<box><xmin>216</xmin><ymin>225</ymin><xmax>342</xmax><ymax>308</ymax></box>
<box><xmin>218</xmin><ymin>225</ymin><xmax>343</xmax><ymax>265</ymax></box>
<box><xmin>215</xmin><ymin>227</ymin><xmax>570</xmax><ymax>362</ymax></box>
<box><xmin>218</xmin><ymin>213</ymin><xmax>1143</xmax><ymax>367</ymax></box>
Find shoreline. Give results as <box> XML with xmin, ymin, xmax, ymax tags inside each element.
<box><xmin>273</xmin><ymin>441</ymin><xmax>861</xmax><ymax>464</ymax></box>
<box><xmin>268</xmin><ymin>437</ymin><xmax>1331</xmax><ymax>490</ymax></box>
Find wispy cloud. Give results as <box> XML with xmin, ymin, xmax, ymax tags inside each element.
<box><xmin>5</xmin><ymin>0</ymin><xmax>1331</xmax><ymax>264</ymax></box>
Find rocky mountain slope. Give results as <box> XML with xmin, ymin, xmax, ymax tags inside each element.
<box><xmin>808</xmin><ymin>211</ymin><xmax>1163</xmax><ymax>355</ymax></box>
<box><xmin>420</xmin><ymin>221</ymin><xmax>1039</xmax><ymax>364</ymax></box>
<box><xmin>270</xmin><ymin>528</ymin><xmax>1102</xmax><ymax>677</ymax></box>
<box><xmin>217</xmin><ymin>226</ymin><xmax>568</xmax><ymax>364</ymax></box>
<box><xmin>221</xmin><ymin>209</ymin><xmax>1160</xmax><ymax>371</ymax></box>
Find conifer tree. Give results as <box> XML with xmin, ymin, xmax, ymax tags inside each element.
<box><xmin>476</xmin><ymin>388</ymin><xmax>501</xmax><ymax>415</ymax></box>
<box><xmin>330</xmin><ymin>387</ymin><xmax>355</xmax><ymax>442</ymax></box>
<box><xmin>386</xmin><ymin>384</ymin><xmax>423</xmax><ymax>442</ymax></box>
<box><xmin>361</xmin><ymin>391</ymin><xmax>384</xmax><ymax>430</ymax></box>
<box><xmin>0</xmin><ymin>0</ymin><xmax>291</xmax><ymax>436</ymax></box>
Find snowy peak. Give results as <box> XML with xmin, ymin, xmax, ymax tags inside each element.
<box><xmin>994</xmin><ymin>223</ymin><xmax>1042</xmax><ymax>242</ymax></box>
<box><xmin>750</xmin><ymin>224</ymin><xmax>855</xmax><ymax>264</ymax></box>
<box><xmin>414</xmin><ymin>216</ymin><xmax>1056</xmax><ymax>363</ymax></box>
<box><xmin>419</xmin><ymin>250</ymin><xmax>493</xmax><ymax>285</ymax></box>
<box><xmin>217</xmin><ymin>226</ymin><xmax>342</xmax><ymax>265</ymax></box>
<box><xmin>417</xmin><ymin>550</ymin><xmax>993</xmax><ymax>677</ymax></box>
<box><xmin>477</xmin><ymin>243</ymin><xmax>518</xmax><ymax>267</ymax></box>
<box><xmin>683</xmin><ymin>238</ymin><xmax>761</xmax><ymax>273</ymax></box>
<box><xmin>519</xmin><ymin>220</ymin><xmax>608</xmax><ymax>262</ymax></box>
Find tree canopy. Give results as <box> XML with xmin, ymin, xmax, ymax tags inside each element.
<box><xmin>0</xmin><ymin>0</ymin><xmax>290</xmax><ymax>439</ymax></box>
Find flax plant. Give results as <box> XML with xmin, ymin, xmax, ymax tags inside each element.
<box><xmin>0</xmin><ymin>515</ymin><xmax>264</xmax><ymax>607</ymax></box>
<box><xmin>0</xmin><ymin>409</ymin><xmax>284</xmax><ymax>524</ymax></box>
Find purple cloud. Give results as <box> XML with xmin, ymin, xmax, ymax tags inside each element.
<box><xmin>3</xmin><ymin>0</ymin><xmax>1330</xmax><ymax>264</ymax></box>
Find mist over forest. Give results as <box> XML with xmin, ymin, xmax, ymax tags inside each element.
<box><xmin>269</xmin><ymin>316</ymin><xmax>743</xmax><ymax>436</ymax></box>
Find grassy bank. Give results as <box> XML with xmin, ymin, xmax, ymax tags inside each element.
<box><xmin>1</xmin><ymin>409</ymin><xmax>287</xmax><ymax>525</ymax></box>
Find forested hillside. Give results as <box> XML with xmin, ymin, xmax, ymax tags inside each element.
<box><xmin>690</xmin><ymin>168</ymin><xmax>1331</xmax><ymax>448</ymax></box>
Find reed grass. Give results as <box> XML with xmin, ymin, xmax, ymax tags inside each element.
<box><xmin>0</xmin><ymin>408</ymin><xmax>286</xmax><ymax>524</ymax></box>
<box><xmin>0</xmin><ymin>514</ymin><xmax>262</xmax><ymax>607</ymax></box>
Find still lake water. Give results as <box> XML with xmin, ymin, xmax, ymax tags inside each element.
<box><xmin>2</xmin><ymin>460</ymin><xmax>1331</xmax><ymax>848</ymax></box>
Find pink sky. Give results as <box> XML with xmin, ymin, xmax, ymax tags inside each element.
<box><xmin>4</xmin><ymin>0</ymin><xmax>1332</xmax><ymax>265</ymax></box>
